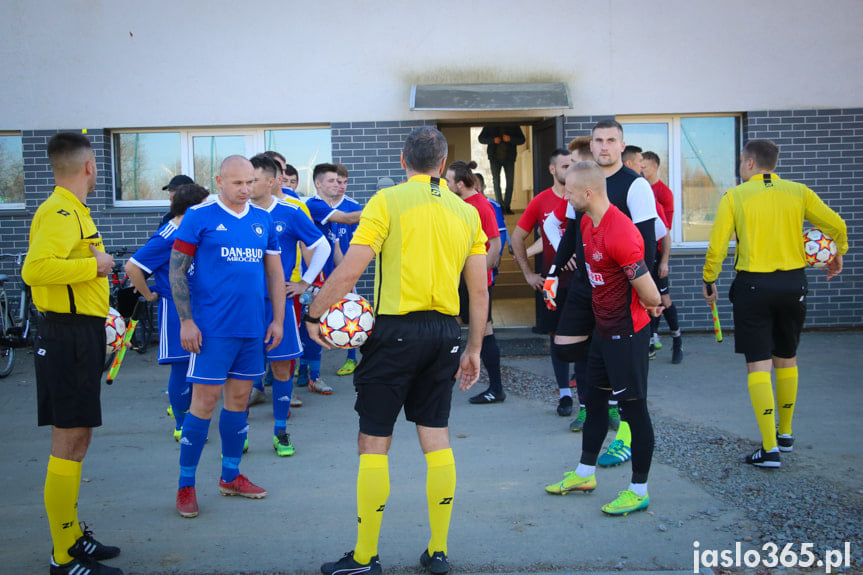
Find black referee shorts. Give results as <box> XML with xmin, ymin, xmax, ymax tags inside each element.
<box><xmin>585</xmin><ymin>324</ymin><xmax>650</xmax><ymax>401</ymax></box>
<box><xmin>556</xmin><ymin>272</ymin><xmax>594</xmax><ymax>338</ymax></box>
<box><xmin>36</xmin><ymin>313</ymin><xmax>107</xmax><ymax>428</ymax></box>
<box><xmin>353</xmin><ymin>312</ymin><xmax>461</xmax><ymax>437</ymax></box>
<box><xmin>730</xmin><ymin>269</ymin><xmax>808</xmax><ymax>363</ymax></box>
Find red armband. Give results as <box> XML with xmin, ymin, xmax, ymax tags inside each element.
<box><xmin>172</xmin><ymin>239</ymin><xmax>197</xmax><ymax>256</ymax></box>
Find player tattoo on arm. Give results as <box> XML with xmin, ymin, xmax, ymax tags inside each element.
<box><xmin>170</xmin><ymin>250</ymin><xmax>194</xmax><ymax>321</ymax></box>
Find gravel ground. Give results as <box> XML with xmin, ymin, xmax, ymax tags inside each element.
<box><xmin>481</xmin><ymin>360</ymin><xmax>863</xmax><ymax>572</ymax></box>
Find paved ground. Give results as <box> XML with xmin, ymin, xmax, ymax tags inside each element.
<box><xmin>0</xmin><ymin>330</ymin><xmax>860</xmax><ymax>574</ymax></box>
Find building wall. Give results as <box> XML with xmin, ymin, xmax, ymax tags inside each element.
<box><xmin>2</xmin><ymin>1</ymin><xmax>863</xmax><ymax>129</ymax></box>
<box><xmin>3</xmin><ymin>109</ymin><xmax>860</xmax><ymax>331</ymax></box>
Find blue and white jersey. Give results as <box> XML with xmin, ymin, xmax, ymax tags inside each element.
<box><xmin>129</xmin><ymin>220</ymin><xmax>178</xmax><ymax>298</ymax></box>
<box><xmin>265</xmin><ymin>198</ymin><xmax>326</xmax><ymax>285</ymax></box>
<box><xmin>174</xmin><ymin>197</ymin><xmax>280</xmax><ymax>338</ymax></box>
<box><xmin>281</xmin><ymin>187</ymin><xmax>300</xmax><ymax>200</ymax></box>
<box><xmin>305</xmin><ymin>194</ymin><xmax>362</xmax><ymax>278</ymax></box>
<box><xmin>328</xmin><ymin>195</ymin><xmax>362</xmax><ymax>256</ymax></box>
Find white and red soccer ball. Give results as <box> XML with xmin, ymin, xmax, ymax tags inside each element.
<box><xmin>320</xmin><ymin>293</ymin><xmax>375</xmax><ymax>348</ymax></box>
<box><xmin>803</xmin><ymin>228</ymin><xmax>837</xmax><ymax>268</ymax></box>
<box><xmin>105</xmin><ymin>307</ymin><xmax>127</xmax><ymax>354</ymax></box>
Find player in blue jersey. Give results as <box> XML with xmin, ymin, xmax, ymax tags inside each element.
<box><xmin>249</xmin><ymin>155</ymin><xmax>330</xmax><ymax>456</ymax></box>
<box><xmin>297</xmin><ymin>163</ymin><xmax>362</xmax><ymax>394</ymax></box>
<box><xmin>332</xmin><ymin>163</ymin><xmax>364</xmax><ymax>376</ymax></box>
<box><xmin>169</xmin><ymin>155</ymin><xmax>285</xmax><ymax>518</ymax></box>
<box><xmin>263</xmin><ymin>150</ymin><xmax>300</xmax><ymax>200</ymax></box>
<box><xmin>126</xmin><ymin>184</ymin><xmax>210</xmax><ymax>442</ymax></box>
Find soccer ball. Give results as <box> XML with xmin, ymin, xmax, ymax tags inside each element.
<box><xmin>105</xmin><ymin>307</ymin><xmax>127</xmax><ymax>354</ymax></box>
<box><xmin>803</xmin><ymin>228</ymin><xmax>837</xmax><ymax>268</ymax></box>
<box><xmin>320</xmin><ymin>293</ymin><xmax>375</xmax><ymax>348</ymax></box>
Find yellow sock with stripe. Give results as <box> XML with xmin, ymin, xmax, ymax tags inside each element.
<box><xmin>775</xmin><ymin>366</ymin><xmax>798</xmax><ymax>436</ymax></box>
<box><xmin>45</xmin><ymin>456</ymin><xmax>83</xmax><ymax>564</ymax></box>
<box><xmin>425</xmin><ymin>448</ymin><xmax>456</xmax><ymax>556</ymax></box>
<box><xmin>353</xmin><ymin>454</ymin><xmax>389</xmax><ymax>564</ymax></box>
<box><xmin>748</xmin><ymin>371</ymin><xmax>777</xmax><ymax>451</ymax></box>
<box><xmin>614</xmin><ymin>420</ymin><xmax>632</xmax><ymax>448</ymax></box>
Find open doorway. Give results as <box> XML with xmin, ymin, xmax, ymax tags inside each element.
<box><xmin>440</xmin><ymin>117</ymin><xmax>564</xmax><ymax>329</ymax></box>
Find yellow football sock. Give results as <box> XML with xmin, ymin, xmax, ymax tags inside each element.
<box><xmin>425</xmin><ymin>448</ymin><xmax>456</xmax><ymax>555</ymax></box>
<box><xmin>353</xmin><ymin>454</ymin><xmax>389</xmax><ymax>564</ymax></box>
<box><xmin>775</xmin><ymin>366</ymin><xmax>798</xmax><ymax>436</ymax></box>
<box><xmin>45</xmin><ymin>456</ymin><xmax>82</xmax><ymax>564</ymax></box>
<box><xmin>615</xmin><ymin>420</ymin><xmax>631</xmax><ymax>448</ymax></box>
<box><xmin>748</xmin><ymin>371</ymin><xmax>777</xmax><ymax>451</ymax></box>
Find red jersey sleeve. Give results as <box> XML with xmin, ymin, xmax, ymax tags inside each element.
<box><xmin>516</xmin><ymin>198</ymin><xmax>539</xmax><ymax>233</ymax></box>
<box><xmin>476</xmin><ymin>198</ymin><xmax>500</xmax><ymax>239</ymax></box>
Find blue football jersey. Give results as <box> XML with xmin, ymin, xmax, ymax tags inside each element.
<box><xmin>265</xmin><ymin>198</ymin><xmax>325</xmax><ymax>281</ymax></box>
<box><xmin>129</xmin><ymin>220</ymin><xmax>178</xmax><ymax>299</ymax></box>
<box><xmin>328</xmin><ymin>195</ymin><xmax>362</xmax><ymax>256</ymax></box>
<box><xmin>174</xmin><ymin>197</ymin><xmax>280</xmax><ymax>338</ymax></box>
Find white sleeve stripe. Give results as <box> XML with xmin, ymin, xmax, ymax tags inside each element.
<box><xmin>127</xmin><ymin>257</ymin><xmax>153</xmax><ymax>275</ymax></box>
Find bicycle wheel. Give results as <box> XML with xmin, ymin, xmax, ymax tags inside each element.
<box><xmin>133</xmin><ymin>301</ymin><xmax>155</xmax><ymax>354</ymax></box>
<box><xmin>0</xmin><ymin>303</ymin><xmax>15</xmax><ymax>378</ymax></box>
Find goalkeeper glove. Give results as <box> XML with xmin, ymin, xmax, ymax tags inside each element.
<box><xmin>542</xmin><ymin>276</ymin><xmax>559</xmax><ymax>310</ymax></box>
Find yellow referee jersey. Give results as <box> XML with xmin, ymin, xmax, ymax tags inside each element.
<box><xmin>704</xmin><ymin>173</ymin><xmax>848</xmax><ymax>282</ymax></box>
<box><xmin>351</xmin><ymin>175</ymin><xmax>487</xmax><ymax>316</ymax></box>
<box><xmin>22</xmin><ymin>186</ymin><xmax>109</xmax><ymax>318</ymax></box>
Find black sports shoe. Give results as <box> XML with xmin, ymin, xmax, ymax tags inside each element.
<box><xmin>648</xmin><ymin>343</ymin><xmax>656</xmax><ymax>360</ymax></box>
<box><xmin>468</xmin><ymin>389</ymin><xmax>506</xmax><ymax>404</ymax></box>
<box><xmin>51</xmin><ymin>554</ymin><xmax>123</xmax><ymax>575</ymax></box>
<box><xmin>556</xmin><ymin>395</ymin><xmax>573</xmax><ymax>417</ymax></box>
<box><xmin>68</xmin><ymin>523</ymin><xmax>121</xmax><ymax>561</ymax></box>
<box><xmin>777</xmin><ymin>433</ymin><xmax>794</xmax><ymax>452</ymax></box>
<box><xmin>744</xmin><ymin>447</ymin><xmax>781</xmax><ymax>468</ymax></box>
<box><xmin>321</xmin><ymin>551</ymin><xmax>382</xmax><ymax>575</ymax></box>
<box><xmin>420</xmin><ymin>549</ymin><xmax>449</xmax><ymax>574</ymax></box>
<box><xmin>671</xmin><ymin>336</ymin><xmax>683</xmax><ymax>364</ymax></box>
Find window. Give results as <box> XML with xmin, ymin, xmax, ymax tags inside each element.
<box><xmin>265</xmin><ymin>129</ymin><xmax>332</xmax><ymax>197</ymax></box>
<box><xmin>111</xmin><ymin>127</ymin><xmax>332</xmax><ymax>206</ymax></box>
<box><xmin>619</xmin><ymin>115</ymin><xmax>741</xmax><ymax>245</ymax></box>
<box><xmin>0</xmin><ymin>133</ymin><xmax>24</xmax><ymax>208</ymax></box>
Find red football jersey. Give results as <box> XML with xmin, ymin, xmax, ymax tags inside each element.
<box><xmin>464</xmin><ymin>192</ymin><xmax>500</xmax><ymax>286</ymax></box>
<box><xmin>580</xmin><ymin>204</ymin><xmax>650</xmax><ymax>338</ymax></box>
<box><xmin>516</xmin><ymin>187</ymin><xmax>568</xmax><ymax>277</ymax></box>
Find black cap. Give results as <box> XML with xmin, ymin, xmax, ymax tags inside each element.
<box><xmin>162</xmin><ymin>175</ymin><xmax>194</xmax><ymax>191</ymax></box>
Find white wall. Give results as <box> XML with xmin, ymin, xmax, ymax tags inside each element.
<box><xmin>2</xmin><ymin>0</ymin><xmax>861</xmax><ymax>129</ymax></box>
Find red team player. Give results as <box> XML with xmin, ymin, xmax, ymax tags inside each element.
<box><xmin>511</xmin><ymin>148</ymin><xmax>577</xmax><ymax>416</ymax></box>
<box><xmin>545</xmin><ymin>161</ymin><xmax>662</xmax><ymax>517</ymax></box>
<box><xmin>445</xmin><ymin>160</ymin><xmax>505</xmax><ymax>403</ymax></box>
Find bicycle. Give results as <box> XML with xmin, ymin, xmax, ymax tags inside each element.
<box><xmin>0</xmin><ymin>252</ymin><xmax>41</xmax><ymax>378</ymax></box>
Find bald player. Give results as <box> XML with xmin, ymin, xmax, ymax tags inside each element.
<box><xmin>545</xmin><ymin>161</ymin><xmax>662</xmax><ymax>516</ymax></box>
<box><xmin>170</xmin><ymin>155</ymin><xmax>285</xmax><ymax>518</ymax></box>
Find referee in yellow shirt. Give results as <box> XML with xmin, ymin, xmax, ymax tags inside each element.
<box><xmin>305</xmin><ymin>127</ymin><xmax>489</xmax><ymax>575</ymax></box>
<box><xmin>22</xmin><ymin>132</ymin><xmax>123</xmax><ymax>574</ymax></box>
<box><xmin>703</xmin><ymin>139</ymin><xmax>847</xmax><ymax>469</ymax></box>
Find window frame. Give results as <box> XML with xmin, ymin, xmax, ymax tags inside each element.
<box><xmin>110</xmin><ymin>125</ymin><xmax>331</xmax><ymax>208</ymax></box>
<box><xmin>0</xmin><ymin>131</ymin><xmax>25</xmax><ymax>210</ymax></box>
<box><xmin>617</xmin><ymin>113</ymin><xmax>742</xmax><ymax>249</ymax></box>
